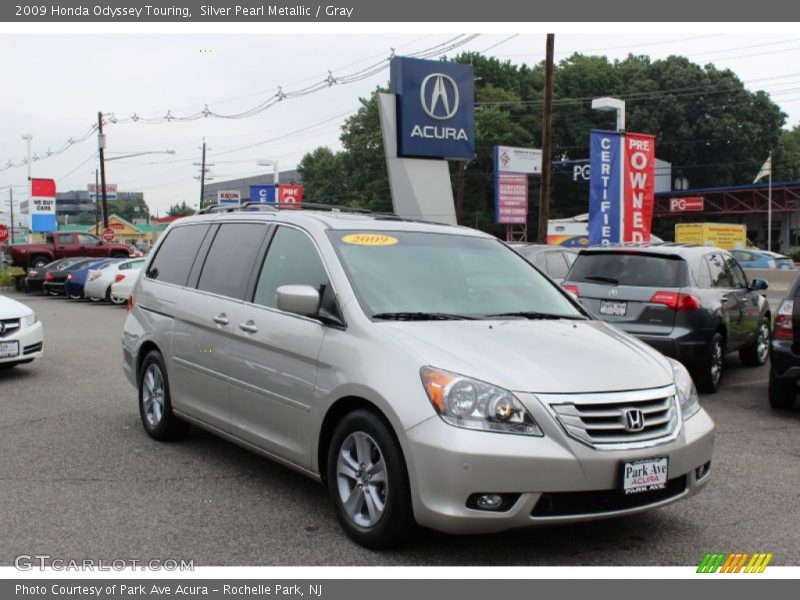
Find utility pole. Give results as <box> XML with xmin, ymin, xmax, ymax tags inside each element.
<box><xmin>194</xmin><ymin>139</ymin><xmax>213</xmax><ymax>208</ymax></box>
<box><xmin>95</xmin><ymin>168</ymin><xmax>101</xmax><ymax>235</ymax></box>
<box><xmin>9</xmin><ymin>188</ymin><xmax>14</xmax><ymax>246</ymax></box>
<box><xmin>97</xmin><ymin>112</ymin><xmax>109</xmax><ymax>229</ymax></box>
<box><xmin>537</xmin><ymin>33</ymin><xmax>555</xmax><ymax>244</ymax></box>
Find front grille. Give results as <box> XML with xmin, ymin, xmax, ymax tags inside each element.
<box><xmin>548</xmin><ymin>390</ymin><xmax>679</xmax><ymax>448</ymax></box>
<box><xmin>0</xmin><ymin>318</ymin><xmax>21</xmax><ymax>338</ymax></box>
<box><xmin>532</xmin><ymin>475</ymin><xmax>687</xmax><ymax>517</ymax></box>
<box><xmin>23</xmin><ymin>342</ymin><xmax>43</xmax><ymax>355</ymax></box>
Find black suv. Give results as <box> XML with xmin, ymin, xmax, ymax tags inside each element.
<box><xmin>769</xmin><ymin>273</ymin><xmax>800</xmax><ymax>409</ymax></box>
<box><xmin>563</xmin><ymin>245</ymin><xmax>770</xmax><ymax>393</ymax></box>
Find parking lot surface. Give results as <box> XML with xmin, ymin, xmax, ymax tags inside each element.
<box><xmin>1</xmin><ymin>289</ymin><xmax>799</xmax><ymax>566</ymax></box>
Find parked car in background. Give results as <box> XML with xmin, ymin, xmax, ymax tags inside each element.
<box><xmin>24</xmin><ymin>257</ymin><xmax>83</xmax><ymax>292</ymax></box>
<box><xmin>109</xmin><ymin>262</ymin><xmax>143</xmax><ymax>304</ymax></box>
<box><xmin>7</xmin><ymin>232</ymin><xmax>138</xmax><ymax>269</ymax></box>
<box><xmin>122</xmin><ymin>211</ymin><xmax>715</xmax><ymax>549</ymax></box>
<box><xmin>42</xmin><ymin>258</ymin><xmax>97</xmax><ymax>296</ymax></box>
<box><xmin>84</xmin><ymin>258</ymin><xmax>146</xmax><ymax>304</ymax></box>
<box><xmin>0</xmin><ymin>294</ymin><xmax>43</xmax><ymax>369</ymax></box>
<box><xmin>769</xmin><ymin>272</ymin><xmax>800</xmax><ymax>410</ymax></box>
<box><xmin>508</xmin><ymin>244</ymin><xmax>578</xmax><ymax>283</ymax></box>
<box><xmin>65</xmin><ymin>258</ymin><xmax>121</xmax><ymax>300</ymax></box>
<box><xmin>730</xmin><ymin>248</ymin><xmax>794</xmax><ymax>270</ymax></box>
<box><xmin>562</xmin><ymin>246</ymin><xmax>771</xmax><ymax>393</ymax></box>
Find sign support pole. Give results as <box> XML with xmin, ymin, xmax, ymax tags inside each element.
<box><xmin>537</xmin><ymin>33</ymin><xmax>555</xmax><ymax>244</ymax></box>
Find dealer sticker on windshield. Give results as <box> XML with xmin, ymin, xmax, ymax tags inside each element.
<box><xmin>622</xmin><ymin>457</ymin><xmax>668</xmax><ymax>495</ymax></box>
<box><xmin>342</xmin><ymin>233</ymin><xmax>398</xmax><ymax>246</ymax></box>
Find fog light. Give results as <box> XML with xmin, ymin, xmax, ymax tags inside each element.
<box><xmin>466</xmin><ymin>493</ymin><xmax>520</xmax><ymax>512</ymax></box>
<box><xmin>695</xmin><ymin>462</ymin><xmax>711</xmax><ymax>480</ymax></box>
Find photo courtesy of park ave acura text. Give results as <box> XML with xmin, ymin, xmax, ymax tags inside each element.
<box><xmin>1</xmin><ymin>14</ymin><xmax>799</xmax><ymax>573</ymax></box>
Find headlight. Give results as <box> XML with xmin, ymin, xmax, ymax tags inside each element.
<box><xmin>668</xmin><ymin>358</ymin><xmax>700</xmax><ymax>420</ymax></box>
<box><xmin>24</xmin><ymin>312</ymin><xmax>38</xmax><ymax>326</ymax></box>
<box><xmin>420</xmin><ymin>367</ymin><xmax>543</xmax><ymax>436</ymax></box>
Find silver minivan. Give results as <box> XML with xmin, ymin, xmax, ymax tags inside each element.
<box><xmin>122</xmin><ymin>207</ymin><xmax>715</xmax><ymax>548</ymax></box>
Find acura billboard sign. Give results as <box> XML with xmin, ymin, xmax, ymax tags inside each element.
<box><xmin>389</xmin><ymin>56</ymin><xmax>475</xmax><ymax>159</ymax></box>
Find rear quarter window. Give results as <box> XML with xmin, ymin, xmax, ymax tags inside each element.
<box><xmin>146</xmin><ymin>224</ymin><xmax>211</xmax><ymax>286</ymax></box>
<box><xmin>568</xmin><ymin>252</ymin><xmax>688</xmax><ymax>287</ymax></box>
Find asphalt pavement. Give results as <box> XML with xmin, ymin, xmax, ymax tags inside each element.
<box><xmin>1</xmin><ymin>289</ymin><xmax>799</xmax><ymax>566</ymax></box>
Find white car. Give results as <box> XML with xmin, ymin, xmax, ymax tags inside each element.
<box><xmin>110</xmin><ymin>266</ymin><xmax>142</xmax><ymax>304</ymax></box>
<box><xmin>0</xmin><ymin>294</ymin><xmax>43</xmax><ymax>369</ymax></box>
<box><xmin>84</xmin><ymin>258</ymin><xmax>145</xmax><ymax>305</ymax></box>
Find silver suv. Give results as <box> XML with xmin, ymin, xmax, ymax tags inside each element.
<box><xmin>122</xmin><ymin>206</ymin><xmax>715</xmax><ymax>548</ymax></box>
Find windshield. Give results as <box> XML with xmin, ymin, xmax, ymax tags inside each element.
<box><xmin>329</xmin><ymin>230</ymin><xmax>584</xmax><ymax>319</ymax></box>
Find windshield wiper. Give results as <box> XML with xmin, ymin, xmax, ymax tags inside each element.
<box><xmin>371</xmin><ymin>312</ymin><xmax>477</xmax><ymax>321</ymax></box>
<box><xmin>582</xmin><ymin>275</ymin><xmax>619</xmax><ymax>285</ymax></box>
<box><xmin>484</xmin><ymin>311</ymin><xmax>587</xmax><ymax>320</ymax></box>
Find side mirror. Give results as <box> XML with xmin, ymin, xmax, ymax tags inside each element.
<box><xmin>750</xmin><ymin>278</ymin><xmax>769</xmax><ymax>291</ymax></box>
<box><xmin>276</xmin><ymin>284</ymin><xmax>320</xmax><ymax>316</ymax></box>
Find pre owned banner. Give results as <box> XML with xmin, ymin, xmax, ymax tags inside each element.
<box><xmin>588</xmin><ymin>130</ymin><xmax>623</xmax><ymax>245</ymax></box>
<box><xmin>623</xmin><ymin>133</ymin><xmax>655</xmax><ymax>243</ymax></box>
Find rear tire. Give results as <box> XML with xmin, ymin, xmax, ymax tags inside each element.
<box><xmin>326</xmin><ymin>410</ymin><xmax>412</xmax><ymax>549</ymax></box>
<box><xmin>29</xmin><ymin>256</ymin><xmax>49</xmax><ymax>269</ymax></box>
<box><xmin>111</xmin><ymin>252</ymin><xmax>128</xmax><ymax>259</ymax></box>
<box><xmin>138</xmin><ymin>350</ymin><xmax>189</xmax><ymax>441</ymax></box>
<box><xmin>769</xmin><ymin>371</ymin><xmax>797</xmax><ymax>410</ymax></box>
<box><xmin>107</xmin><ymin>286</ymin><xmax>126</xmax><ymax>305</ymax></box>
<box><xmin>739</xmin><ymin>317</ymin><xmax>770</xmax><ymax>366</ymax></box>
<box><xmin>693</xmin><ymin>332</ymin><xmax>725</xmax><ymax>393</ymax></box>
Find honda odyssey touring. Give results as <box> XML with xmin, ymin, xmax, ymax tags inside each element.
<box><xmin>122</xmin><ymin>207</ymin><xmax>715</xmax><ymax>548</ymax></box>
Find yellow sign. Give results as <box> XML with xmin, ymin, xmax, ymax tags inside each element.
<box><xmin>342</xmin><ymin>233</ymin><xmax>398</xmax><ymax>246</ymax></box>
<box><xmin>675</xmin><ymin>223</ymin><xmax>747</xmax><ymax>250</ymax></box>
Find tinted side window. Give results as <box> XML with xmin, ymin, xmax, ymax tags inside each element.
<box><xmin>56</xmin><ymin>233</ymin><xmax>72</xmax><ymax>244</ymax></box>
<box><xmin>147</xmin><ymin>224</ymin><xmax>210</xmax><ymax>286</ymax></box>
<box><xmin>725</xmin><ymin>256</ymin><xmax>747</xmax><ymax>289</ymax></box>
<box><xmin>253</xmin><ymin>226</ymin><xmax>329</xmax><ymax>309</ymax></box>
<box><xmin>706</xmin><ymin>254</ymin><xmax>732</xmax><ymax>288</ymax></box>
<box><xmin>197</xmin><ymin>223</ymin><xmax>267</xmax><ymax>300</ymax></box>
<box><xmin>77</xmin><ymin>234</ymin><xmax>99</xmax><ymax>244</ymax></box>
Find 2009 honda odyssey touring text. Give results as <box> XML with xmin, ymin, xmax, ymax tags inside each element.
<box><xmin>122</xmin><ymin>206</ymin><xmax>715</xmax><ymax>549</ymax></box>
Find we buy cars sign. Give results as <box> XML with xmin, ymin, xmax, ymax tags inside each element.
<box><xmin>29</xmin><ymin>178</ymin><xmax>57</xmax><ymax>233</ymax></box>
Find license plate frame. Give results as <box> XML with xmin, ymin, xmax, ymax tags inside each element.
<box><xmin>621</xmin><ymin>457</ymin><xmax>669</xmax><ymax>495</ymax></box>
<box><xmin>0</xmin><ymin>341</ymin><xmax>20</xmax><ymax>358</ymax></box>
<box><xmin>599</xmin><ymin>300</ymin><xmax>627</xmax><ymax>316</ymax></box>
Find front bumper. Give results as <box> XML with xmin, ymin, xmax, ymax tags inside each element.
<box><xmin>0</xmin><ymin>320</ymin><xmax>44</xmax><ymax>365</ymax></box>
<box><xmin>403</xmin><ymin>399</ymin><xmax>714</xmax><ymax>534</ymax></box>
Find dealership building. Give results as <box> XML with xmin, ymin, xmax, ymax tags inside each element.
<box><xmin>201</xmin><ymin>170</ymin><xmax>300</xmax><ymax>207</ymax></box>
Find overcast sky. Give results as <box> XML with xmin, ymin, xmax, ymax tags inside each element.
<box><xmin>2</xmin><ymin>32</ymin><xmax>800</xmax><ymax>217</ymax></box>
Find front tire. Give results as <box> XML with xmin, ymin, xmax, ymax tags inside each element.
<box><xmin>693</xmin><ymin>332</ymin><xmax>725</xmax><ymax>393</ymax></box>
<box><xmin>769</xmin><ymin>371</ymin><xmax>797</xmax><ymax>410</ymax></box>
<box><xmin>138</xmin><ymin>350</ymin><xmax>189</xmax><ymax>441</ymax></box>
<box><xmin>326</xmin><ymin>410</ymin><xmax>412</xmax><ymax>549</ymax></box>
<box><xmin>740</xmin><ymin>317</ymin><xmax>770</xmax><ymax>366</ymax></box>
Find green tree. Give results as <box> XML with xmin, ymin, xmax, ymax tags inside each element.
<box><xmin>166</xmin><ymin>201</ymin><xmax>194</xmax><ymax>217</ymax></box>
<box><xmin>776</xmin><ymin>125</ymin><xmax>800</xmax><ymax>180</ymax></box>
<box><xmin>297</xmin><ymin>147</ymin><xmax>348</xmax><ymax>203</ymax></box>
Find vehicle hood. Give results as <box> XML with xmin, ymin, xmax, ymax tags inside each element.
<box><xmin>0</xmin><ymin>294</ymin><xmax>34</xmax><ymax>318</ymax></box>
<box><xmin>376</xmin><ymin>318</ymin><xmax>673</xmax><ymax>394</ymax></box>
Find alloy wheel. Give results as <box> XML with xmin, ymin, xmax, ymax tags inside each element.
<box><xmin>142</xmin><ymin>364</ymin><xmax>166</xmax><ymax>427</ymax></box>
<box><xmin>336</xmin><ymin>431</ymin><xmax>388</xmax><ymax>528</ymax></box>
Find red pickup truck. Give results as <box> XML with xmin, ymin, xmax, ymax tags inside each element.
<box><xmin>7</xmin><ymin>232</ymin><xmax>137</xmax><ymax>268</ymax></box>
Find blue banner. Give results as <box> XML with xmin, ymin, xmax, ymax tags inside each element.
<box><xmin>249</xmin><ymin>184</ymin><xmax>276</xmax><ymax>203</ymax></box>
<box><xmin>588</xmin><ymin>130</ymin><xmax>623</xmax><ymax>245</ymax></box>
<box><xmin>389</xmin><ymin>56</ymin><xmax>475</xmax><ymax>160</ymax></box>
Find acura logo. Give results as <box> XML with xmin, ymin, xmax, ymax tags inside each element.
<box><xmin>420</xmin><ymin>73</ymin><xmax>460</xmax><ymax>120</ymax></box>
<box><xmin>608</xmin><ymin>288</ymin><xmax>618</xmax><ymax>297</ymax></box>
<box><xmin>624</xmin><ymin>409</ymin><xmax>645</xmax><ymax>432</ymax></box>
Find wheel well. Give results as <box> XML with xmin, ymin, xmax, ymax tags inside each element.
<box><xmin>136</xmin><ymin>341</ymin><xmax>162</xmax><ymax>381</ymax></box>
<box><xmin>317</xmin><ymin>396</ymin><xmax>395</xmax><ymax>482</ymax></box>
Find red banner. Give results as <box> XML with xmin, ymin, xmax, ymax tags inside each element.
<box><xmin>31</xmin><ymin>178</ymin><xmax>56</xmax><ymax>198</ymax></box>
<box><xmin>622</xmin><ymin>133</ymin><xmax>655</xmax><ymax>243</ymax></box>
<box><xmin>278</xmin><ymin>184</ymin><xmax>304</xmax><ymax>205</ymax></box>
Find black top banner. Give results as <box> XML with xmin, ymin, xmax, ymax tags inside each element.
<box><xmin>2</xmin><ymin>0</ymin><xmax>799</xmax><ymax>22</ymax></box>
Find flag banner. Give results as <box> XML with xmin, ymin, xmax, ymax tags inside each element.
<box><xmin>588</xmin><ymin>130</ymin><xmax>623</xmax><ymax>245</ymax></box>
<box><xmin>754</xmin><ymin>155</ymin><xmax>772</xmax><ymax>183</ymax></box>
<box><xmin>623</xmin><ymin>133</ymin><xmax>656</xmax><ymax>244</ymax></box>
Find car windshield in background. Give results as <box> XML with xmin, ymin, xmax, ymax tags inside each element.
<box><xmin>569</xmin><ymin>252</ymin><xmax>688</xmax><ymax>288</ymax></box>
<box><xmin>329</xmin><ymin>231</ymin><xmax>584</xmax><ymax>320</ymax></box>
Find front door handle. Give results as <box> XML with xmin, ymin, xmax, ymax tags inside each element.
<box><xmin>212</xmin><ymin>313</ymin><xmax>229</xmax><ymax>326</ymax></box>
<box><xmin>239</xmin><ymin>321</ymin><xmax>258</xmax><ymax>334</ymax></box>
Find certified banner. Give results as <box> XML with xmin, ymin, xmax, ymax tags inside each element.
<box><xmin>588</xmin><ymin>130</ymin><xmax>623</xmax><ymax>245</ymax></box>
<box><xmin>623</xmin><ymin>133</ymin><xmax>656</xmax><ymax>243</ymax></box>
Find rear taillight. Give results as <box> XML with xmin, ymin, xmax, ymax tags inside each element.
<box><xmin>114</xmin><ymin>274</ymin><xmax>125</xmax><ymax>283</ymax></box>
<box><xmin>127</xmin><ymin>293</ymin><xmax>134</xmax><ymax>313</ymax></box>
<box><xmin>44</xmin><ymin>272</ymin><xmax>54</xmax><ymax>281</ymax></box>
<box><xmin>562</xmin><ymin>284</ymin><xmax>580</xmax><ymax>297</ymax></box>
<box><xmin>774</xmin><ymin>300</ymin><xmax>794</xmax><ymax>341</ymax></box>
<box><xmin>66</xmin><ymin>274</ymin><xmax>72</xmax><ymax>280</ymax></box>
<box><xmin>650</xmin><ymin>291</ymin><xmax>701</xmax><ymax>311</ymax></box>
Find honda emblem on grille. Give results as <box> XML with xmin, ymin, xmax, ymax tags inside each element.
<box><xmin>624</xmin><ymin>409</ymin><xmax>645</xmax><ymax>432</ymax></box>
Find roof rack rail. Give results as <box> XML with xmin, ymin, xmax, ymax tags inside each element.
<box><xmin>196</xmin><ymin>201</ymin><xmax>375</xmax><ymax>215</ymax></box>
